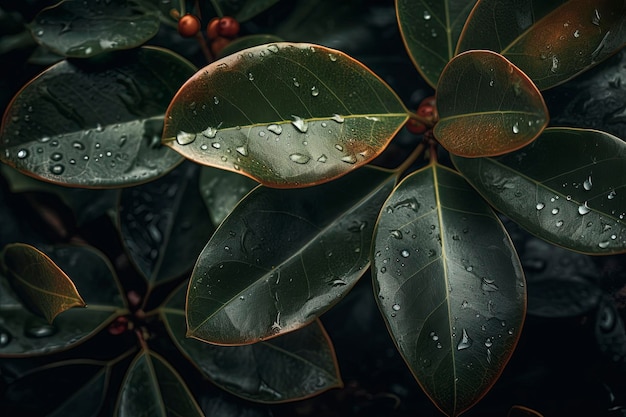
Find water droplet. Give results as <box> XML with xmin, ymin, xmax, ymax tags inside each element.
<box><xmin>25</xmin><ymin>321</ymin><xmax>56</xmax><ymax>338</ymax></box>
<box><xmin>258</xmin><ymin>131</ymin><xmax>266</xmax><ymax>137</ymax></box>
<box><xmin>328</xmin><ymin>53</ymin><xmax>338</xmax><ymax>62</ymax></box>
<box><xmin>95</xmin><ymin>123</ymin><xmax>103</xmax><ymax>132</ymax></box>
<box><xmin>608</xmin><ymin>190</ymin><xmax>616</xmax><ymax>200</ymax></box>
<box><xmin>341</xmin><ymin>155</ymin><xmax>357</xmax><ymax>164</ymax></box>
<box><xmin>436</xmin><ymin>342</ymin><xmax>442</xmax><ymax>349</ymax></box>
<box><xmin>291</xmin><ymin>116</ymin><xmax>308</xmax><ymax>133</ymax></box>
<box><xmin>461</xmin><ymin>300</ymin><xmax>469</xmax><ymax>308</ymax></box>
<box><xmin>481</xmin><ymin>277</ymin><xmax>499</xmax><ymax>292</ymax></box>
<box><xmin>430</xmin><ymin>331</ymin><xmax>439</xmax><ymax>341</ymax></box>
<box><xmin>248</xmin><ymin>73</ymin><xmax>254</xmax><ymax>81</ymax></box>
<box><xmin>331</xmin><ymin>279</ymin><xmax>347</xmax><ymax>286</ymax></box>
<box><xmin>50</xmin><ymin>164</ymin><xmax>64</xmax><ymax>175</ymax></box>
<box><xmin>512</xmin><ymin>122</ymin><xmax>520</xmax><ymax>134</ymax></box>
<box><xmin>551</xmin><ymin>56</ymin><xmax>559</xmax><ymax>73</ymax></box>
<box><xmin>578</xmin><ymin>202</ymin><xmax>591</xmax><ymax>215</ymax></box>
<box><xmin>239</xmin><ymin>295</ymin><xmax>245</xmax><ymax>300</ymax></box>
<box><xmin>400</xmin><ymin>249</ymin><xmax>410</xmax><ymax>258</ymax></box>
<box><xmin>267</xmin><ymin>124</ymin><xmax>282</xmax><ymax>135</ymax></box>
<box><xmin>465</xmin><ymin>265</ymin><xmax>473</xmax><ymax>272</ymax></box>
<box><xmin>485</xmin><ymin>338</ymin><xmax>493</xmax><ymax>348</ymax></box>
<box><xmin>0</xmin><ymin>326</ymin><xmax>11</xmax><ymax>347</ymax></box>
<box><xmin>176</xmin><ymin>131</ymin><xmax>196</xmax><ymax>145</ymax></box>
<box><xmin>536</xmin><ymin>203</ymin><xmax>545</xmax><ymax>210</ymax></box>
<box><xmin>392</xmin><ymin>304</ymin><xmax>401</xmax><ymax>311</ymax></box>
<box><xmin>236</xmin><ymin>145</ymin><xmax>248</xmax><ymax>156</ymax></box>
<box><xmin>430</xmin><ymin>28</ymin><xmax>437</xmax><ymax>37</ymax></box>
<box><xmin>16</xmin><ymin>149</ymin><xmax>29</xmax><ymax>159</ymax></box>
<box><xmin>423</xmin><ymin>10</ymin><xmax>431</xmax><ymax>20</ymax></box>
<box><xmin>331</xmin><ymin>114</ymin><xmax>345</xmax><ymax>123</ymax></box>
<box><xmin>211</xmin><ymin>142</ymin><xmax>221</xmax><ymax>149</ymax></box>
<box><xmin>200</xmin><ymin>144</ymin><xmax>208</xmax><ymax>151</ymax></box>
<box><xmin>311</xmin><ymin>86</ymin><xmax>319</xmax><ymax>97</ymax></box>
<box><xmin>289</xmin><ymin>153</ymin><xmax>311</xmax><ymax>164</ymax></box>
<box><xmin>598</xmin><ymin>241</ymin><xmax>610</xmax><ymax>248</ymax></box>
<box><xmin>574</xmin><ymin>29</ymin><xmax>581</xmax><ymax>38</ymax></box>
<box><xmin>457</xmin><ymin>329</ymin><xmax>473</xmax><ymax>350</ymax></box>
<box><xmin>489</xmin><ymin>79</ymin><xmax>494</xmax><ymax>87</ymax></box>
<box><xmin>551</xmin><ymin>208</ymin><xmax>559</xmax><ymax>215</ymax></box>
<box><xmin>390</xmin><ymin>230</ymin><xmax>403</xmax><ymax>239</ymax></box>
<box><xmin>317</xmin><ymin>154</ymin><xmax>327</xmax><ymax>163</ymax></box>
<box><xmin>592</xmin><ymin>9</ymin><xmax>601</xmax><ymax>25</ymax></box>
<box><xmin>267</xmin><ymin>44</ymin><xmax>279</xmax><ymax>53</ymax></box>
<box><xmin>583</xmin><ymin>176</ymin><xmax>593</xmax><ymax>190</ymax></box>
<box><xmin>213</xmin><ymin>96</ymin><xmax>219</xmax><ymax>105</ymax></box>
<box><xmin>202</xmin><ymin>126</ymin><xmax>218</xmax><ymax>139</ymax></box>
<box><xmin>50</xmin><ymin>152</ymin><xmax>62</xmax><ymax>161</ymax></box>
<box><xmin>556</xmin><ymin>220</ymin><xmax>564</xmax><ymax>227</ymax></box>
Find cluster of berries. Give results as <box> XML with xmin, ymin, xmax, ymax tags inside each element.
<box><xmin>177</xmin><ymin>13</ymin><xmax>240</xmax><ymax>55</ymax></box>
<box><xmin>406</xmin><ymin>96</ymin><xmax>437</xmax><ymax>134</ymax></box>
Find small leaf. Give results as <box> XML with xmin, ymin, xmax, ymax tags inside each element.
<box><xmin>372</xmin><ymin>163</ymin><xmax>526</xmax><ymax>417</ymax></box>
<box><xmin>118</xmin><ymin>162</ymin><xmax>215</xmax><ymax>286</ymax></box>
<box><xmin>29</xmin><ymin>0</ymin><xmax>160</xmax><ymax>58</ymax></box>
<box><xmin>199</xmin><ymin>166</ymin><xmax>258</xmax><ymax>227</ymax></box>
<box><xmin>187</xmin><ymin>166</ymin><xmax>397</xmax><ymax>345</ymax></box>
<box><xmin>217</xmin><ymin>35</ymin><xmax>284</xmax><ymax>59</ymax></box>
<box><xmin>162</xmin><ymin>285</ymin><xmax>342</xmax><ymax>402</ymax></box>
<box><xmin>434</xmin><ymin>50</ymin><xmax>549</xmax><ymax>157</ymax></box>
<box><xmin>163</xmin><ymin>42</ymin><xmax>408</xmax><ymax>188</ymax></box>
<box><xmin>1</xmin><ymin>243</ymin><xmax>85</xmax><ymax>323</ymax></box>
<box><xmin>211</xmin><ymin>0</ymin><xmax>281</xmax><ymax>22</ymax></box>
<box><xmin>452</xmin><ymin>128</ymin><xmax>626</xmax><ymax>254</ymax></box>
<box><xmin>115</xmin><ymin>350</ymin><xmax>204</xmax><ymax>417</ymax></box>
<box><xmin>457</xmin><ymin>0</ymin><xmax>626</xmax><ymax>90</ymax></box>
<box><xmin>396</xmin><ymin>0</ymin><xmax>478</xmax><ymax>87</ymax></box>
<box><xmin>0</xmin><ymin>47</ymin><xmax>194</xmax><ymax>188</ymax></box>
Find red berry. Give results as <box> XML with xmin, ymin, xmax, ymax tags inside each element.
<box><xmin>206</xmin><ymin>17</ymin><xmax>220</xmax><ymax>40</ymax></box>
<box><xmin>211</xmin><ymin>36</ymin><xmax>231</xmax><ymax>56</ymax></box>
<box><xmin>417</xmin><ymin>104</ymin><xmax>435</xmax><ymax>118</ymax></box>
<box><xmin>406</xmin><ymin>119</ymin><xmax>427</xmax><ymax>134</ymax></box>
<box><xmin>218</xmin><ymin>16</ymin><xmax>240</xmax><ymax>38</ymax></box>
<box><xmin>178</xmin><ymin>14</ymin><xmax>201</xmax><ymax>38</ymax></box>
<box><xmin>420</xmin><ymin>96</ymin><xmax>436</xmax><ymax>109</ymax></box>
<box><xmin>108</xmin><ymin>316</ymin><xmax>129</xmax><ymax>335</ymax></box>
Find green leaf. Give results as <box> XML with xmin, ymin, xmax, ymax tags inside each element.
<box><xmin>217</xmin><ymin>34</ymin><xmax>284</xmax><ymax>59</ymax></box>
<box><xmin>1</xmin><ymin>243</ymin><xmax>85</xmax><ymax>323</ymax></box>
<box><xmin>457</xmin><ymin>0</ymin><xmax>626</xmax><ymax>90</ymax></box>
<box><xmin>118</xmin><ymin>162</ymin><xmax>215</xmax><ymax>286</ymax></box>
<box><xmin>372</xmin><ymin>163</ymin><xmax>526</xmax><ymax>417</ymax></box>
<box><xmin>0</xmin><ymin>47</ymin><xmax>194</xmax><ymax>188</ymax></box>
<box><xmin>162</xmin><ymin>285</ymin><xmax>342</xmax><ymax>402</ymax></box>
<box><xmin>396</xmin><ymin>0</ymin><xmax>477</xmax><ymax>88</ymax></box>
<box><xmin>29</xmin><ymin>0</ymin><xmax>160</xmax><ymax>58</ymax></box>
<box><xmin>0</xmin><ymin>245</ymin><xmax>127</xmax><ymax>356</ymax></box>
<box><xmin>434</xmin><ymin>50</ymin><xmax>548</xmax><ymax>157</ymax></box>
<box><xmin>163</xmin><ymin>42</ymin><xmax>408</xmax><ymax>188</ymax></box>
<box><xmin>452</xmin><ymin>128</ymin><xmax>626</xmax><ymax>254</ymax></box>
<box><xmin>115</xmin><ymin>349</ymin><xmax>204</xmax><ymax>417</ymax></box>
<box><xmin>187</xmin><ymin>166</ymin><xmax>397</xmax><ymax>345</ymax></box>
<box><xmin>211</xmin><ymin>0</ymin><xmax>281</xmax><ymax>22</ymax></box>
<box><xmin>199</xmin><ymin>166</ymin><xmax>258</xmax><ymax>227</ymax></box>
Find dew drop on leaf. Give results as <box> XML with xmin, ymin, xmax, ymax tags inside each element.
<box><xmin>578</xmin><ymin>202</ymin><xmax>591</xmax><ymax>215</ymax></box>
<box><xmin>512</xmin><ymin>122</ymin><xmax>520</xmax><ymax>134</ymax></box>
<box><xmin>341</xmin><ymin>155</ymin><xmax>357</xmax><ymax>164</ymax></box>
<box><xmin>390</xmin><ymin>229</ymin><xmax>403</xmax><ymax>239</ymax></box>
<box><xmin>392</xmin><ymin>303</ymin><xmax>401</xmax><ymax>311</ymax></box>
<box><xmin>536</xmin><ymin>202</ymin><xmax>545</xmax><ymax>210</ymax></box>
<box><xmin>583</xmin><ymin>176</ymin><xmax>593</xmax><ymax>190</ymax></box>
<box><xmin>16</xmin><ymin>149</ymin><xmax>28</xmax><ymax>159</ymax></box>
<box><xmin>400</xmin><ymin>249</ymin><xmax>410</xmax><ymax>258</ymax></box>
<box><xmin>457</xmin><ymin>329</ymin><xmax>473</xmax><ymax>350</ymax></box>
<box><xmin>598</xmin><ymin>241</ymin><xmax>610</xmax><ymax>248</ymax></box>
<box><xmin>317</xmin><ymin>154</ymin><xmax>327</xmax><ymax>163</ymax></box>
<box><xmin>291</xmin><ymin>116</ymin><xmax>308</xmax><ymax>133</ymax></box>
<box><xmin>176</xmin><ymin>131</ymin><xmax>196</xmax><ymax>145</ymax></box>
<box><xmin>289</xmin><ymin>153</ymin><xmax>310</xmax><ymax>164</ymax></box>
<box><xmin>50</xmin><ymin>164</ymin><xmax>64</xmax><ymax>175</ymax></box>
<box><xmin>236</xmin><ymin>145</ymin><xmax>248</xmax><ymax>156</ymax></box>
<box><xmin>267</xmin><ymin>124</ymin><xmax>282</xmax><ymax>135</ymax></box>
<box><xmin>423</xmin><ymin>10</ymin><xmax>431</xmax><ymax>20</ymax></box>
<box><xmin>0</xmin><ymin>326</ymin><xmax>11</xmax><ymax>347</ymax></box>
<box><xmin>331</xmin><ymin>114</ymin><xmax>345</xmax><ymax>123</ymax></box>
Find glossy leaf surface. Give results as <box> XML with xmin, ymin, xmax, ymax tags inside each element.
<box><xmin>162</xmin><ymin>286</ymin><xmax>342</xmax><ymax>402</ymax></box>
<box><xmin>0</xmin><ymin>245</ymin><xmax>126</xmax><ymax>356</ymax></box>
<box><xmin>199</xmin><ymin>166</ymin><xmax>258</xmax><ymax>227</ymax></box>
<box><xmin>29</xmin><ymin>0</ymin><xmax>160</xmax><ymax>58</ymax></box>
<box><xmin>452</xmin><ymin>128</ymin><xmax>626</xmax><ymax>254</ymax></box>
<box><xmin>163</xmin><ymin>42</ymin><xmax>408</xmax><ymax>188</ymax></box>
<box><xmin>1</xmin><ymin>243</ymin><xmax>85</xmax><ymax>322</ymax></box>
<box><xmin>211</xmin><ymin>0</ymin><xmax>281</xmax><ymax>22</ymax></box>
<box><xmin>115</xmin><ymin>350</ymin><xmax>204</xmax><ymax>417</ymax></box>
<box><xmin>373</xmin><ymin>163</ymin><xmax>526</xmax><ymax>417</ymax></box>
<box><xmin>434</xmin><ymin>50</ymin><xmax>548</xmax><ymax>157</ymax></box>
<box><xmin>119</xmin><ymin>162</ymin><xmax>214</xmax><ymax>286</ymax></box>
<box><xmin>0</xmin><ymin>47</ymin><xmax>193</xmax><ymax>188</ymax></box>
<box><xmin>396</xmin><ymin>0</ymin><xmax>477</xmax><ymax>87</ymax></box>
<box><xmin>217</xmin><ymin>35</ymin><xmax>284</xmax><ymax>59</ymax></box>
<box><xmin>187</xmin><ymin>166</ymin><xmax>397</xmax><ymax>345</ymax></box>
<box><xmin>457</xmin><ymin>0</ymin><xmax>626</xmax><ymax>90</ymax></box>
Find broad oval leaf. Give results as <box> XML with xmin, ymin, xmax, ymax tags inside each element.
<box><xmin>115</xmin><ymin>350</ymin><xmax>204</xmax><ymax>417</ymax></box>
<box><xmin>0</xmin><ymin>47</ymin><xmax>193</xmax><ymax>188</ymax></box>
<box><xmin>372</xmin><ymin>163</ymin><xmax>526</xmax><ymax>417</ymax></box>
<box><xmin>118</xmin><ymin>162</ymin><xmax>215</xmax><ymax>286</ymax></box>
<box><xmin>29</xmin><ymin>0</ymin><xmax>160</xmax><ymax>58</ymax></box>
<box><xmin>163</xmin><ymin>42</ymin><xmax>408</xmax><ymax>188</ymax></box>
<box><xmin>396</xmin><ymin>0</ymin><xmax>478</xmax><ymax>88</ymax></box>
<box><xmin>199</xmin><ymin>166</ymin><xmax>258</xmax><ymax>227</ymax></box>
<box><xmin>452</xmin><ymin>128</ymin><xmax>626</xmax><ymax>254</ymax></box>
<box><xmin>186</xmin><ymin>166</ymin><xmax>397</xmax><ymax>345</ymax></box>
<box><xmin>434</xmin><ymin>50</ymin><xmax>549</xmax><ymax>157</ymax></box>
<box><xmin>1</xmin><ymin>243</ymin><xmax>85</xmax><ymax>323</ymax></box>
<box><xmin>162</xmin><ymin>286</ymin><xmax>342</xmax><ymax>402</ymax></box>
<box><xmin>457</xmin><ymin>0</ymin><xmax>626</xmax><ymax>90</ymax></box>
<box><xmin>0</xmin><ymin>245</ymin><xmax>127</xmax><ymax>356</ymax></box>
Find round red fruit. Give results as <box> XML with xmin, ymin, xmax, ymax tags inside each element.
<box><xmin>218</xmin><ymin>16</ymin><xmax>240</xmax><ymax>38</ymax></box>
<box><xmin>406</xmin><ymin>119</ymin><xmax>427</xmax><ymax>134</ymax></box>
<box><xmin>417</xmin><ymin>104</ymin><xmax>435</xmax><ymax>118</ymax></box>
<box><xmin>178</xmin><ymin>14</ymin><xmax>201</xmax><ymax>38</ymax></box>
<box><xmin>211</xmin><ymin>36</ymin><xmax>231</xmax><ymax>56</ymax></box>
<box><xmin>206</xmin><ymin>17</ymin><xmax>220</xmax><ymax>40</ymax></box>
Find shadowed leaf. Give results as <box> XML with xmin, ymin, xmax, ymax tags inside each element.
<box><xmin>187</xmin><ymin>166</ymin><xmax>397</xmax><ymax>345</ymax></box>
<box><xmin>163</xmin><ymin>42</ymin><xmax>408</xmax><ymax>188</ymax></box>
<box><xmin>162</xmin><ymin>285</ymin><xmax>342</xmax><ymax>402</ymax></box>
<box><xmin>1</xmin><ymin>243</ymin><xmax>85</xmax><ymax>323</ymax></box>
<box><xmin>372</xmin><ymin>163</ymin><xmax>526</xmax><ymax>417</ymax></box>
<box><xmin>199</xmin><ymin>166</ymin><xmax>258</xmax><ymax>227</ymax></box>
<box><xmin>434</xmin><ymin>50</ymin><xmax>548</xmax><ymax>157</ymax></box>
<box><xmin>396</xmin><ymin>0</ymin><xmax>478</xmax><ymax>87</ymax></box>
<box><xmin>211</xmin><ymin>0</ymin><xmax>281</xmax><ymax>22</ymax></box>
<box><xmin>457</xmin><ymin>0</ymin><xmax>626</xmax><ymax>90</ymax></box>
<box><xmin>0</xmin><ymin>47</ymin><xmax>194</xmax><ymax>188</ymax></box>
<box><xmin>452</xmin><ymin>128</ymin><xmax>626</xmax><ymax>254</ymax></box>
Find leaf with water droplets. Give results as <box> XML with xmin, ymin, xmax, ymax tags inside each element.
<box><xmin>162</xmin><ymin>285</ymin><xmax>342</xmax><ymax>402</ymax></box>
<box><xmin>0</xmin><ymin>47</ymin><xmax>194</xmax><ymax>188</ymax></box>
<box><xmin>372</xmin><ymin>163</ymin><xmax>526</xmax><ymax>417</ymax></box>
<box><xmin>457</xmin><ymin>0</ymin><xmax>626</xmax><ymax>90</ymax></box>
<box><xmin>115</xmin><ymin>349</ymin><xmax>204</xmax><ymax>417</ymax></box>
<box><xmin>163</xmin><ymin>43</ymin><xmax>408</xmax><ymax>188</ymax></box>
<box><xmin>0</xmin><ymin>245</ymin><xmax>126</xmax><ymax>356</ymax></box>
<box><xmin>396</xmin><ymin>0</ymin><xmax>478</xmax><ymax>87</ymax></box>
<box><xmin>452</xmin><ymin>128</ymin><xmax>626</xmax><ymax>254</ymax></box>
<box><xmin>434</xmin><ymin>50</ymin><xmax>548</xmax><ymax>157</ymax></box>
<box><xmin>187</xmin><ymin>166</ymin><xmax>397</xmax><ymax>344</ymax></box>
<box><xmin>29</xmin><ymin>0</ymin><xmax>160</xmax><ymax>58</ymax></box>
<box><xmin>0</xmin><ymin>243</ymin><xmax>85</xmax><ymax>323</ymax></box>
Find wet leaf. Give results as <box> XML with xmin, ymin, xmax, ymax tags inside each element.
<box><xmin>163</xmin><ymin>42</ymin><xmax>408</xmax><ymax>188</ymax></box>
<box><xmin>527</xmin><ymin>277</ymin><xmax>602</xmax><ymax>317</ymax></box>
<box><xmin>434</xmin><ymin>50</ymin><xmax>549</xmax><ymax>157</ymax></box>
<box><xmin>29</xmin><ymin>0</ymin><xmax>160</xmax><ymax>58</ymax></box>
<box><xmin>452</xmin><ymin>128</ymin><xmax>626</xmax><ymax>254</ymax></box>
<box><xmin>508</xmin><ymin>405</ymin><xmax>545</xmax><ymax>417</ymax></box>
<box><xmin>0</xmin><ymin>245</ymin><xmax>127</xmax><ymax>356</ymax></box>
<box><xmin>0</xmin><ymin>47</ymin><xmax>194</xmax><ymax>188</ymax></box>
<box><xmin>457</xmin><ymin>0</ymin><xmax>626</xmax><ymax>90</ymax></box>
<box><xmin>1</xmin><ymin>243</ymin><xmax>85</xmax><ymax>323</ymax></box>
<box><xmin>199</xmin><ymin>166</ymin><xmax>258</xmax><ymax>227</ymax></box>
<box><xmin>211</xmin><ymin>0</ymin><xmax>281</xmax><ymax>22</ymax></box>
<box><xmin>372</xmin><ymin>163</ymin><xmax>526</xmax><ymax>417</ymax></box>
<box><xmin>396</xmin><ymin>0</ymin><xmax>477</xmax><ymax>87</ymax></box>
<box><xmin>162</xmin><ymin>285</ymin><xmax>342</xmax><ymax>402</ymax></box>
<box><xmin>118</xmin><ymin>162</ymin><xmax>215</xmax><ymax>286</ymax></box>
<box><xmin>187</xmin><ymin>166</ymin><xmax>397</xmax><ymax>344</ymax></box>
<box><xmin>115</xmin><ymin>349</ymin><xmax>204</xmax><ymax>417</ymax></box>
<box><xmin>217</xmin><ymin>35</ymin><xmax>284</xmax><ymax>59</ymax></box>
